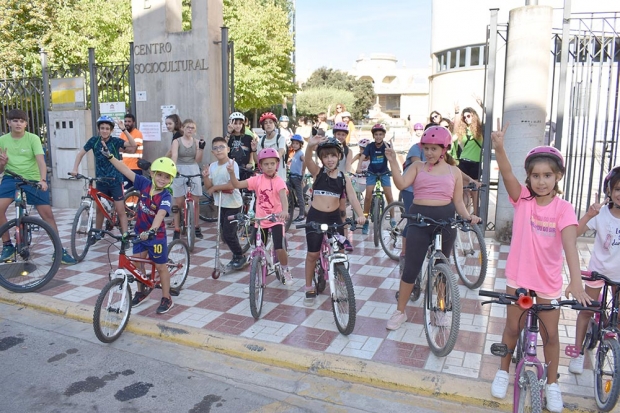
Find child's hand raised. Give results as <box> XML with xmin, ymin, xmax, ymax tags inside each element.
<box><xmin>201</xmin><ymin>165</ymin><xmax>210</xmax><ymax>179</ymax></box>
<box><xmin>491</xmin><ymin>119</ymin><xmax>509</xmax><ymax>150</ymax></box>
<box><xmin>100</xmin><ymin>142</ymin><xmax>113</xmax><ymax>160</ymax></box>
<box><xmin>226</xmin><ymin>159</ymin><xmax>235</xmax><ymax>174</ymax></box>
<box><xmin>250</xmin><ymin>140</ymin><xmax>257</xmax><ymax>152</ymax></box>
<box><xmin>385</xmin><ymin>146</ymin><xmax>396</xmax><ymax>162</ymax></box>
<box><xmin>308</xmin><ymin>134</ymin><xmax>327</xmax><ymax>147</ymax></box>
<box><xmin>0</xmin><ymin>147</ymin><xmax>9</xmax><ymax>168</ymax></box>
<box><xmin>585</xmin><ymin>192</ymin><xmax>606</xmax><ymax>218</ymax></box>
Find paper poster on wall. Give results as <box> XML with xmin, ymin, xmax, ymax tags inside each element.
<box><xmin>100</xmin><ymin>102</ymin><xmax>126</xmax><ymax>137</ymax></box>
<box><xmin>161</xmin><ymin>105</ymin><xmax>177</xmax><ymax>132</ymax></box>
<box><xmin>140</xmin><ymin>122</ymin><xmax>162</xmax><ymax>141</ymax></box>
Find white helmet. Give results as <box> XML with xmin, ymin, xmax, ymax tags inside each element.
<box><xmin>229</xmin><ymin>112</ymin><xmax>245</xmax><ymax>122</ymax></box>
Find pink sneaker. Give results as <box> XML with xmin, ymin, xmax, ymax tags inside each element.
<box><xmin>386</xmin><ymin>310</ymin><xmax>407</xmax><ymax>330</ymax></box>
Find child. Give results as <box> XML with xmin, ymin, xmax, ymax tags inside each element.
<box><xmin>102</xmin><ymin>150</ymin><xmax>177</xmax><ymax>314</ymax></box>
<box><xmin>228</xmin><ymin>148</ymin><xmax>291</xmax><ymax>282</ymax></box>
<box><xmin>332</xmin><ymin>122</ymin><xmax>354</xmax><ymax>251</ymax></box>
<box><xmin>489</xmin><ymin>120</ymin><xmax>590</xmax><ymax>413</ymax></box>
<box><xmin>71</xmin><ymin>115</ymin><xmax>137</xmax><ymax>237</ymax></box>
<box><xmin>351</xmin><ymin>138</ymin><xmax>371</xmax><ymax>189</ymax></box>
<box><xmin>288</xmin><ymin>134</ymin><xmax>306</xmax><ymax>223</ymax></box>
<box><xmin>356</xmin><ymin>123</ymin><xmax>395</xmax><ymax>235</ymax></box>
<box><xmin>568</xmin><ymin>165</ymin><xmax>620</xmax><ymax>374</ymax></box>
<box><xmin>385</xmin><ymin>126</ymin><xmax>480</xmax><ymax>330</ymax></box>
<box><xmin>226</xmin><ymin>112</ymin><xmax>255</xmax><ymax>180</ymax></box>
<box><xmin>254</xmin><ymin>112</ymin><xmax>287</xmax><ymax>181</ymax></box>
<box><xmin>203</xmin><ymin>137</ymin><xmax>246</xmax><ymax>270</ymax></box>
<box><xmin>170</xmin><ymin>119</ymin><xmax>205</xmax><ymax>240</ymax></box>
<box><xmin>303</xmin><ymin>136</ymin><xmax>365</xmax><ymax>306</ymax></box>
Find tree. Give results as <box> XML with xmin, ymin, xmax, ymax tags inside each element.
<box><xmin>303</xmin><ymin>67</ymin><xmax>375</xmax><ymax>121</ymax></box>
<box><xmin>296</xmin><ymin>88</ymin><xmax>355</xmax><ymax>118</ymax></box>
<box><xmin>224</xmin><ymin>0</ymin><xmax>296</xmax><ymax>112</ymax></box>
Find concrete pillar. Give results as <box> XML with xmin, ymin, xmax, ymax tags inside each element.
<box><xmin>495</xmin><ymin>5</ymin><xmax>552</xmax><ymax>241</ymax></box>
<box><xmin>132</xmin><ymin>0</ymin><xmax>223</xmax><ymax>164</ymax></box>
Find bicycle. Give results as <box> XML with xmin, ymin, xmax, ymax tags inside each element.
<box><xmin>286</xmin><ymin>172</ymin><xmax>312</xmax><ymax>231</ymax></box>
<box><xmin>296</xmin><ymin>218</ymin><xmax>358</xmax><ymax>335</ymax></box>
<box><xmin>233</xmin><ymin>213</ymin><xmax>287</xmax><ymax>320</ymax></box>
<box><xmin>0</xmin><ymin>170</ymin><xmax>62</xmax><ymax>292</ymax></box>
<box><xmin>565</xmin><ymin>270</ymin><xmax>620</xmax><ymax>412</ymax></box>
<box><xmin>379</xmin><ymin>201</ymin><xmax>406</xmax><ymax>260</ymax></box>
<box><xmin>396</xmin><ymin>213</ymin><xmax>463</xmax><ymax>357</ymax></box>
<box><xmin>176</xmin><ymin>172</ymin><xmax>202</xmax><ymax>252</ymax></box>
<box><xmin>92</xmin><ymin>229</ymin><xmax>190</xmax><ymax>343</ymax></box>
<box><xmin>481</xmin><ymin>289</ymin><xmax>597</xmax><ymax>413</ymax></box>
<box><xmin>367</xmin><ymin>171</ymin><xmax>392</xmax><ymax>247</ymax></box>
<box><xmin>69</xmin><ymin>174</ymin><xmax>140</xmax><ymax>262</ymax></box>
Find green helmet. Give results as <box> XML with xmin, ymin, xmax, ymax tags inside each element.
<box><xmin>150</xmin><ymin>157</ymin><xmax>177</xmax><ymax>185</ymax></box>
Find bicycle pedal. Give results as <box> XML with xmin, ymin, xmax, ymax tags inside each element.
<box><xmin>490</xmin><ymin>343</ymin><xmax>509</xmax><ymax>357</ymax></box>
<box><xmin>564</xmin><ymin>345</ymin><xmax>581</xmax><ymax>358</ymax></box>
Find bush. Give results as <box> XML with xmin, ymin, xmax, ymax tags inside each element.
<box><xmin>296</xmin><ymin>88</ymin><xmax>355</xmax><ymax>119</ymax></box>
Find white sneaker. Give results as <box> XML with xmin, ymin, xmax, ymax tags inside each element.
<box><xmin>386</xmin><ymin>310</ymin><xmax>407</xmax><ymax>330</ymax></box>
<box><xmin>568</xmin><ymin>354</ymin><xmax>584</xmax><ymax>374</ymax></box>
<box><xmin>491</xmin><ymin>370</ymin><xmax>509</xmax><ymax>399</ymax></box>
<box><xmin>545</xmin><ymin>383</ymin><xmax>563</xmax><ymax>413</ymax></box>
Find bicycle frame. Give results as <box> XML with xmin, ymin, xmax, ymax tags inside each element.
<box><xmin>13</xmin><ymin>183</ymin><xmax>31</xmax><ymax>249</ymax></box>
<box><xmin>250</xmin><ymin>226</ymin><xmax>278</xmax><ymax>281</ymax></box>
<box><xmin>513</xmin><ymin>310</ymin><xmax>546</xmax><ymax>409</ymax></box>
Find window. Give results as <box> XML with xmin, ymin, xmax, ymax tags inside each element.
<box><xmin>435</xmin><ymin>44</ymin><xmax>487</xmax><ymax>73</ymax></box>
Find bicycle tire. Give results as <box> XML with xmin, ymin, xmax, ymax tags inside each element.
<box><xmin>314</xmin><ymin>260</ymin><xmax>327</xmax><ymax>294</ymax></box>
<box><xmin>124</xmin><ymin>189</ymin><xmax>140</xmax><ymax>230</ymax></box>
<box><xmin>0</xmin><ymin>217</ymin><xmax>62</xmax><ymax>293</ymax></box>
<box><xmin>584</xmin><ymin>317</ymin><xmax>600</xmax><ymax>351</ymax></box>
<box><xmin>93</xmin><ymin>278</ymin><xmax>132</xmax><ymax>343</ymax></box>
<box><xmin>379</xmin><ymin>201</ymin><xmax>406</xmax><ymax>261</ymax></box>
<box><xmin>372</xmin><ymin>196</ymin><xmax>380</xmax><ymax>246</ymax></box>
<box><xmin>71</xmin><ymin>204</ymin><xmax>93</xmax><ymax>263</ymax></box>
<box><xmin>594</xmin><ymin>337</ymin><xmax>620</xmax><ymax>412</ymax></box>
<box><xmin>423</xmin><ymin>262</ymin><xmax>460</xmax><ymax>357</ymax></box>
<box><xmin>199</xmin><ymin>192</ymin><xmax>218</xmax><ymax>223</ymax></box>
<box><xmin>285</xmin><ymin>188</ymin><xmax>295</xmax><ymax>232</ymax></box>
<box><xmin>237</xmin><ymin>221</ymin><xmax>254</xmax><ymax>254</ymax></box>
<box><xmin>249</xmin><ymin>255</ymin><xmax>264</xmax><ymax>320</ymax></box>
<box><xmin>331</xmin><ymin>263</ymin><xmax>356</xmax><ymax>335</ymax></box>
<box><xmin>517</xmin><ymin>369</ymin><xmax>543</xmax><ymax>413</ymax></box>
<box><xmin>168</xmin><ymin>239</ymin><xmax>190</xmax><ymax>290</ymax></box>
<box><xmin>186</xmin><ymin>200</ymin><xmax>196</xmax><ymax>252</ymax></box>
<box><xmin>451</xmin><ymin>222</ymin><xmax>487</xmax><ymax>289</ymax></box>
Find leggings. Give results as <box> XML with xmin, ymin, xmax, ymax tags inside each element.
<box><xmin>305</xmin><ymin>206</ymin><xmax>342</xmax><ymax>252</ymax></box>
<box><xmin>402</xmin><ymin>203</ymin><xmax>456</xmax><ymax>284</ymax></box>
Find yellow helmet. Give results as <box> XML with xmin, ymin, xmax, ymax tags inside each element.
<box><xmin>150</xmin><ymin>157</ymin><xmax>177</xmax><ymax>186</ymax></box>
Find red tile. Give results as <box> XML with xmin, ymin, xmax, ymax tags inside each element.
<box><xmin>353</xmin><ymin>274</ymin><xmax>388</xmax><ymax>288</ymax></box>
<box><xmin>453</xmin><ymin>330</ymin><xmax>486</xmax><ymax>352</ymax></box>
<box><xmin>351</xmin><ymin>315</ymin><xmax>391</xmax><ymax>338</ymax></box>
<box><xmin>372</xmin><ymin>339</ymin><xmax>430</xmax><ymax>368</ymax></box>
<box><xmin>205</xmin><ymin>313</ymin><xmax>255</xmax><ymax>335</ymax></box>
<box><xmin>281</xmin><ymin>326</ymin><xmax>338</xmax><ymax>351</ymax></box>
<box><xmin>368</xmin><ymin>288</ymin><xmax>398</xmax><ymax>303</ymax></box>
<box><xmin>195</xmin><ymin>295</ymin><xmax>244</xmax><ymax>312</ymax></box>
<box><xmin>263</xmin><ymin>305</ymin><xmax>314</xmax><ymax>324</ymax></box>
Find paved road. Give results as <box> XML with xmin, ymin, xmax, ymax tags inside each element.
<box><xmin>0</xmin><ymin>303</ymin><xmax>497</xmax><ymax>413</ymax></box>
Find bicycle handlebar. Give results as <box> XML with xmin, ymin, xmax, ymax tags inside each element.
<box><xmin>366</xmin><ymin>171</ymin><xmax>392</xmax><ymax>178</ymax></box>
<box><xmin>227</xmin><ymin>213</ymin><xmax>278</xmax><ymax>224</ymax></box>
<box><xmin>178</xmin><ymin>173</ymin><xmax>202</xmax><ymax>179</ymax></box>
<box><xmin>581</xmin><ymin>270</ymin><xmax>620</xmax><ymax>287</ymax></box>
<box><xmin>402</xmin><ymin>213</ymin><xmax>471</xmax><ymax>228</ymax></box>
<box><xmin>463</xmin><ymin>182</ymin><xmax>488</xmax><ymax>191</ymax></box>
<box><xmin>5</xmin><ymin>169</ymin><xmax>41</xmax><ymax>189</ymax></box>
<box><xmin>478</xmin><ymin>289</ymin><xmax>600</xmax><ymax>312</ymax></box>
<box><xmin>296</xmin><ymin>218</ymin><xmax>358</xmax><ymax>232</ymax></box>
<box><xmin>68</xmin><ymin>173</ymin><xmax>114</xmax><ymax>184</ymax></box>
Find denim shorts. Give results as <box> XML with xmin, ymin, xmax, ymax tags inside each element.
<box><xmin>365</xmin><ymin>172</ymin><xmax>391</xmax><ymax>188</ymax></box>
<box><xmin>0</xmin><ymin>175</ymin><xmax>50</xmax><ymax>205</ymax></box>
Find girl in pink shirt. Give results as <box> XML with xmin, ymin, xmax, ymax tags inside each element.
<box><xmin>490</xmin><ymin>121</ymin><xmax>590</xmax><ymax>412</ymax></box>
<box><xmin>228</xmin><ymin>148</ymin><xmax>291</xmax><ymax>283</ymax></box>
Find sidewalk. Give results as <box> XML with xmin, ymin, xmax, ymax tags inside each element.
<box><xmin>0</xmin><ymin>207</ymin><xmax>600</xmax><ymax>411</ymax></box>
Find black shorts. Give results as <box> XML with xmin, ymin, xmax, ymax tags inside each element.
<box><xmin>260</xmin><ymin>224</ymin><xmax>285</xmax><ymax>250</ymax></box>
<box><xmin>96</xmin><ymin>181</ymin><xmax>125</xmax><ymax>201</ymax></box>
<box><xmin>305</xmin><ymin>207</ymin><xmax>342</xmax><ymax>253</ymax></box>
<box><xmin>458</xmin><ymin>159</ymin><xmax>481</xmax><ymax>180</ymax></box>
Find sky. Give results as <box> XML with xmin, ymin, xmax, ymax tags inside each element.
<box><xmin>295</xmin><ymin>0</ymin><xmax>432</xmax><ymax>81</ymax></box>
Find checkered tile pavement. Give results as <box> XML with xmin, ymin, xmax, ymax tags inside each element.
<box><xmin>29</xmin><ymin>207</ymin><xmax>597</xmax><ymax>398</ymax></box>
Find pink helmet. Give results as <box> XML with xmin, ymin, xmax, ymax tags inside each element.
<box><xmin>259</xmin><ymin>112</ymin><xmax>277</xmax><ymax>125</ymax></box>
<box><xmin>371</xmin><ymin>123</ymin><xmax>386</xmax><ymax>134</ymax></box>
<box><xmin>524</xmin><ymin>146</ymin><xmax>565</xmax><ymax>173</ymax></box>
<box><xmin>421</xmin><ymin>126</ymin><xmax>451</xmax><ymax>148</ymax></box>
<box><xmin>333</xmin><ymin>122</ymin><xmax>349</xmax><ymax>134</ymax></box>
<box><xmin>413</xmin><ymin>123</ymin><xmax>424</xmax><ymax>130</ymax></box>
<box><xmin>357</xmin><ymin>138</ymin><xmax>371</xmax><ymax>148</ymax></box>
<box><xmin>257</xmin><ymin>148</ymin><xmax>280</xmax><ymax>171</ymax></box>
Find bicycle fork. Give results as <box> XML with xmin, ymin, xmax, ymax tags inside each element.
<box><xmin>326</xmin><ymin>253</ymin><xmax>349</xmax><ymax>300</ymax></box>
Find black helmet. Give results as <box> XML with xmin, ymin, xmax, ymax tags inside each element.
<box><xmin>317</xmin><ymin>137</ymin><xmax>344</xmax><ymax>160</ymax></box>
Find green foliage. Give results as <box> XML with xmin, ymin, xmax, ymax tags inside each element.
<box><xmin>224</xmin><ymin>0</ymin><xmax>296</xmax><ymax>112</ymax></box>
<box><xmin>0</xmin><ymin>0</ymin><xmax>132</xmax><ymax>77</ymax></box>
<box><xmin>296</xmin><ymin>88</ymin><xmax>355</xmax><ymax>118</ymax></box>
<box><xmin>303</xmin><ymin>67</ymin><xmax>376</xmax><ymax>120</ymax></box>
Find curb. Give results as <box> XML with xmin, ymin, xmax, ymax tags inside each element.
<box><xmin>0</xmin><ymin>289</ymin><xmax>598</xmax><ymax>412</ymax></box>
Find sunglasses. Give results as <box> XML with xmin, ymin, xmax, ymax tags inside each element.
<box><xmin>212</xmin><ymin>145</ymin><xmax>227</xmax><ymax>151</ymax></box>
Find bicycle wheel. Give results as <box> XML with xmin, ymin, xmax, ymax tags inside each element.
<box><xmin>249</xmin><ymin>255</ymin><xmax>264</xmax><ymax>320</ymax></box>
<box><xmin>423</xmin><ymin>262</ymin><xmax>460</xmax><ymax>357</ymax></box>
<box><xmin>583</xmin><ymin>317</ymin><xmax>600</xmax><ymax>351</ymax></box>
<box><xmin>331</xmin><ymin>263</ymin><xmax>356</xmax><ymax>335</ymax></box>
<box><xmin>372</xmin><ymin>197</ymin><xmax>381</xmax><ymax>246</ymax></box>
<box><xmin>314</xmin><ymin>260</ymin><xmax>327</xmax><ymax>294</ymax></box>
<box><xmin>379</xmin><ymin>201</ymin><xmax>406</xmax><ymax>261</ymax></box>
<box><xmin>514</xmin><ymin>328</ymin><xmax>527</xmax><ymax>365</ymax></box>
<box><xmin>516</xmin><ymin>369</ymin><xmax>543</xmax><ymax>413</ymax></box>
<box><xmin>124</xmin><ymin>189</ymin><xmax>140</xmax><ymax>230</ymax></box>
<box><xmin>285</xmin><ymin>187</ymin><xmax>295</xmax><ymax>232</ymax></box>
<box><xmin>71</xmin><ymin>204</ymin><xmax>93</xmax><ymax>262</ymax></box>
<box><xmin>168</xmin><ymin>239</ymin><xmax>190</xmax><ymax>290</ymax></box>
<box><xmin>594</xmin><ymin>337</ymin><xmax>620</xmax><ymax>412</ymax></box>
<box><xmin>0</xmin><ymin>217</ymin><xmax>62</xmax><ymax>293</ymax></box>
<box><xmin>451</xmin><ymin>222</ymin><xmax>487</xmax><ymax>289</ymax></box>
<box><xmin>237</xmin><ymin>222</ymin><xmax>254</xmax><ymax>254</ymax></box>
<box><xmin>199</xmin><ymin>191</ymin><xmax>218</xmax><ymax>222</ymax></box>
<box><xmin>186</xmin><ymin>200</ymin><xmax>196</xmax><ymax>252</ymax></box>
<box><xmin>93</xmin><ymin>278</ymin><xmax>132</xmax><ymax>343</ymax></box>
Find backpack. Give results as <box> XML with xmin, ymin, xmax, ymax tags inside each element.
<box><xmin>260</xmin><ymin>133</ymin><xmax>290</xmax><ymax>165</ymax></box>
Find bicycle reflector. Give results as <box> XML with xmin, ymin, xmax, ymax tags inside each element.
<box><xmin>517</xmin><ymin>295</ymin><xmax>534</xmax><ymax>310</ymax></box>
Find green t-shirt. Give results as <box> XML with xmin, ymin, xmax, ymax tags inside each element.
<box><xmin>0</xmin><ymin>132</ymin><xmax>45</xmax><ymax>180</ymax></box>
<box><xmin>459</xmin><ymin>128</ymin><xmax>482</xmax><ymax>163</ymax></box>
